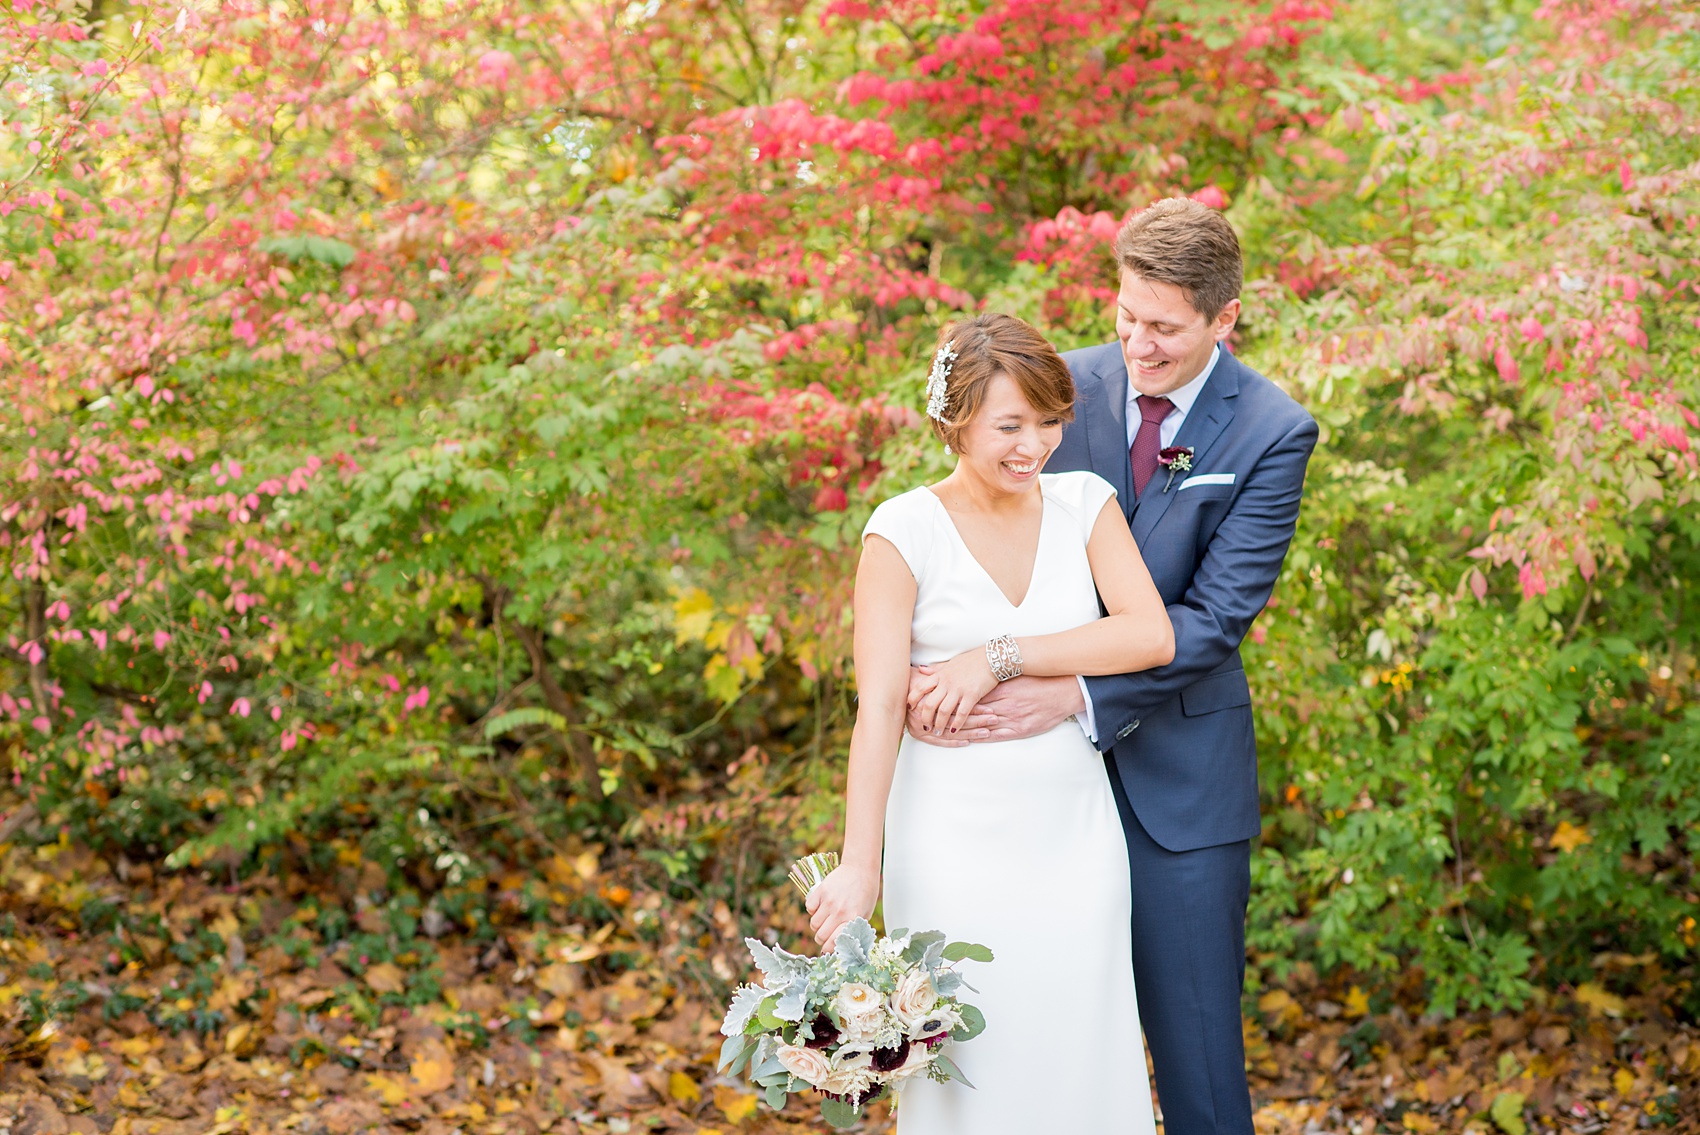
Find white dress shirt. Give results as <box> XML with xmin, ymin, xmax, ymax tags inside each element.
<box><xmin>1076</xmin><ymin>345</ymin><xmax>1221</xmax><ymax>744</ymax></box>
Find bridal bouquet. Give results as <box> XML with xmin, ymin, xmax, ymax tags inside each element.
<box><xmin>717</xmin><ymin>856</ymin><xmax>992</xmax><ymax>1128</ymax></box>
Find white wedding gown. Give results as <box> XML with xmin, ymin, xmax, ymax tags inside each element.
<box><xmin>864</xmin><ymin>471</ymin><xmax>1157</xmax><ymax>1135</ymax></box>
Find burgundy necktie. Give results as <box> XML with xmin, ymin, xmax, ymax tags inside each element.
<box><xmin>1130</xmin><ymin>395</ymin><xmax>1175</xmax><ymax>497</ymax></box>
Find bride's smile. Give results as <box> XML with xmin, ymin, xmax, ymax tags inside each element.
<box><xmin>951</xmin><ymin>373</ymin><xmax>1064</xmax><ymax>498</ymax></box>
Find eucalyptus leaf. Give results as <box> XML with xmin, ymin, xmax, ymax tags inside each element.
<box><xmin>764</xmin><ymin>1082</ymin><xmax>789</xmax><ymax>1110</ymax></box>
<box><xmin>718</xmin><ymin>1033</ymin><xmax>750</xmax><ymax>1071</ymax></box>
<box><xmin>942</xmin><ymin>942</ymin><xmax>995</xmax><ymax>964</ymax></box>
<box><xmin>934</xmin><ymin>1052</ymin><xmax>975</xmax><ymax>1088</ymax></box>
<box><xmin>754</xmin><ymin>994</ymin><xmax>784</xmax><ymax>1032</ymax></box>
<box><xmin>820</xmin><ymin>1097</ymin><xmax>861</xmax><ymax>1129</ymax></box>
<box><xmin>950</xmin><ymin>1003</ymin><xmax>986</xmax><ymax>1042</ymax></box>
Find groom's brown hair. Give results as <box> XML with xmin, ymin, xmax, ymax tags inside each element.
<box><xmin>1114</xmin><ymin>197</ymin><xmax>1243</xmax><ymax>320</ymax></box>
<box><xmin>928</xmin><ymin>313</ymin><xmax>1075</xmax><ymax>454</ymax></box>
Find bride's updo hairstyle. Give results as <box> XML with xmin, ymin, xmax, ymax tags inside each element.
<box><xmin>927</xmin><ymin>313</ymin><xmax>1075</xmax><ymax>455</ymax></box>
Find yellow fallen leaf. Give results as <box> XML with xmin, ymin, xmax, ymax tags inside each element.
<box><xmin>411</xmin><ymin>1049</ymin><xmax>456</xmax><ymax>1096</ymax></box>
<box><xmin>535</xmin><ymin>963</ymin><xmax>582</xmax><ymax>996</ymax></box>
<box><xmin>114</xmin><ymin>1035</ymin><xmax>156</xmax><ymax>1060</ymax></box>
<box><xmin>1550</xmin><ymin>820</ymin><xmax>1592</xmax><ymax>853</ymax></box>
<box><xmin>1257</xmin><ymin>987</ymin><xmax>1303</xmax><ymax>1030</ymax></box>
<box><xmin>224</xmin><ymin>1022</ymin><xmax>253</xmax><ymax>1055</ymax></box>
<box><xmin>1575</xmin><ymin>981</ymin><xmax>1626</xmax><ymax>1018</ymax></box>
<box><xmin>669</xmin><ymin>1069</ymin><xmax>702</xmax><ymax>1103</ymax></box>
<box><xmin>557</xmin><ymin>942</ymin><xmax>602</xmax><ymax>964</ymax></box>
<box><xmin>364</xmin><ymin>961</ymin><xmax>406</xmax><ymax>995</ymax></box>
<box><xmin>366</xmin><ymin>1072</ymin><xmax>411</xmax><ymax>1106</ymax></box>
<box><xmin>1343</xmin><ymin>985</ymin><xmax>1370</xmax><ymax>1019</ymax></box>
<box><xmin>1613</xmin><ymin>1067</ymin><xmax>1635</xmax><ymax>1096</ymax></box>
<box><xmin>714</xmin><ymin>1084</ymin><xmax>759</xmax><ymax>1124</ymax></box>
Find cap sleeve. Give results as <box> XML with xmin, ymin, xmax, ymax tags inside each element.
<box><xmin>1050</xmin><ymin>470</ymin><xmax>1119</xmax><ymax>540</ymax></box>
<box><xmin>861</xmin><ymin>489</ymin><xmax>935</xmax><ymax>582</ymax></box>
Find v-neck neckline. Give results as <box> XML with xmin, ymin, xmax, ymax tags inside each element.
<box><xmin>924</xmin><ymin>483</ymin><xmax>1047</xmax><ymax>609</ymax></box>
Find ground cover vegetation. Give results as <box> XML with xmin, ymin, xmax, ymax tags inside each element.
<box><xmin>1</xmin><ymin>0</ymin><xmax>1696</xmax><ymax>1131</ymax></box>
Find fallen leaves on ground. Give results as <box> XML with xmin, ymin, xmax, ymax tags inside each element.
<box><xmin>1</xmin><ymin>841</ymin><xmax>1694</xmax><ymax>1135</ymax></box>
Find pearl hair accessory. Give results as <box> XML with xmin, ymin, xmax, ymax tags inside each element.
<box><xmin>926</xmin><ymin>339</ymin><xmax>957</xmax><ymax>423</ymax></box>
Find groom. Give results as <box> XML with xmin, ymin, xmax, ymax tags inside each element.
<box><xmin>913</xmin><ymin>198</ymin><xmax>1317</xmax><ymax>1134</ymax></box>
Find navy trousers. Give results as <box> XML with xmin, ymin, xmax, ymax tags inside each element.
<box><xmin>1107</xmin><ymin>756</ymin><xmax>1254</xmax><ymax>1135</ymax></box>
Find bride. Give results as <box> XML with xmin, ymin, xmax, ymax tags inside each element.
<box><xmin>806</xmin><ymin>313</ymin><xmax>1173</xmax><ymax>1133</ymax></box>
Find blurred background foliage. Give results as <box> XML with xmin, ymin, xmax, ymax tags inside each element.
<box><xmin>1</xmin><ymin>0</ymin><xmax>1696</xmax><ymax>1020</ymax></box>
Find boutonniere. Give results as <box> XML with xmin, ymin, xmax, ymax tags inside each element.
<box><xmin>1158</xmin><ymin>446</ymin><xmax>1194</xmax><ymax>493</ymax></box>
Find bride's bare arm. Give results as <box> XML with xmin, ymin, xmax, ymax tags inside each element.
<box><xmin>912</xmin><ymin>498</ymin><xmax>1173</xmax><ymax>734</ymax></box>
<box><xmin>805</xmin><ymin>534</ymin><xmax>914</xmax><ymax>949</ymax></box>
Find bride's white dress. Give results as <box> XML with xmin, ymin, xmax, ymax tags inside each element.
<box><xmin>863</xmin><ymin>470</ymin><xmax>1157</xmax><ymax>1135</ymax></box>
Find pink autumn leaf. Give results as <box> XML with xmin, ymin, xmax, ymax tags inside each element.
<box><xmin>1191</xmin><ymin>185</ymin><xmax>1229</xmax><ymax>209</ymax></box>
<box><xmin>1494</xmin><ymin>345</ymin><xmax>1519</xmax><ymax>384</ymax></box>
<box><xmin>477</xmin><ymin>49</ymin><xmax>516</xmax><ymax>87</ymax></box>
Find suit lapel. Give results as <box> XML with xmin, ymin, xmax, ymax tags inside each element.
<box><xmin>1129</xmin><ymin>351</ymin><xmax>1240</xmax><ymax>546</ymax></box>
<box><xmin>1087</xmin><ymin>349</ymin><xmax>1135</xmax><ymax>521</ymax></box>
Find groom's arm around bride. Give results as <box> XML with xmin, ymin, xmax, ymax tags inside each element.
<box><xmin>911</xmin><ymin>198</ymin><xmax>1318</xmax><ymax>1135</ymax></box>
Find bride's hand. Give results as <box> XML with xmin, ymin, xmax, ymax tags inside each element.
<box><xmin>909</xmin><ymin>648</ymin><xmax>999</xmax><ymax>736</ymax></box>
<box><xmin>805</xmin><ymin>862</ymin><xmax>880</xmax><ymax>951</ymax></box>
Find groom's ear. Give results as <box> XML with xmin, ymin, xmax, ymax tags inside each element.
<box><xmin>1210</xmin><ymin>298</ymin><xmax>1241</xmax><ymax>342</ymax></box>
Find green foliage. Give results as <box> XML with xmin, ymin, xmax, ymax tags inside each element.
<box><xmin>1</xmin><ymin>0</ymin><xmax>1695</xmax><ymax>1020</ymax></box>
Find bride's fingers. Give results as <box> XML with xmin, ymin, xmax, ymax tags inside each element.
<box><xmin>906</xmin><ymin>672</ymin><xmax>940</xmax><ymax>707</ymax></box>
<box><xmin>914</xmin><ymin>689</ymin><xmax>946</xmax><ymax>734</ymax></box>
<box><xmin>932</xmin><ymin>690</ymin><xmax>963</xmax><ymax>734</ymax></box>
<box><xmin>948</xmin><ymin>696</ymin><xmax>976</xmax><ymax>735</ymax></box>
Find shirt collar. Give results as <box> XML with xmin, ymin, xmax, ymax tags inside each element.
<box><xmin>1128</xmin><ymin>344</ymin><xmax>1220</xmax><ymax>419</ymax></box>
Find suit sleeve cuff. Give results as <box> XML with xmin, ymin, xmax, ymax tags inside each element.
<box><xmin>1075</xmin><ymin>676</ymin><xmax>1098</xmax><ymax>745</ymax></box>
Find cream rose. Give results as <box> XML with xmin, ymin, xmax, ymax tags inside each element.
<box><xmin>887</xmin><ymin>1042</ymin><xmax>935</xmax><ymax>1083</ymax></box>
<box><xmin>819</xmin><ymin>1048</ymin><xmax>876</xmax><ymax>1097</ymax></box>
<box><xmin>775</xmin><ymin>1043</ymin><xmax>832</xmax><ymax>1088</ymax></box>
<box><xmin>887</xmin><ymin>968</ymin><xmax>938</xmax><ymax>1029</ymax></box>
<box><xmin>833</xmin><ymin>982</ymin><xmax>886</xmax><ymax>1042</ymax></box>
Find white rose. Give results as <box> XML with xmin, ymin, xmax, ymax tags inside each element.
<box><xmin>887</xmin><ymin>968</ymin><xmax>938</xmax><ymax>1028</ymax></box>
<box><xmin>833</xmin><ymin>982</ymin><xmax>886</xmax><ymax>1042</ymax></box>
<box><xmin>775</xmin><ymin>1043</ymin><xmax>832</xmax><ymax>1088</ymax></box>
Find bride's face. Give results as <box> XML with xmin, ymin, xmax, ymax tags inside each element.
<box><xmin>954</xmin><ymin>373</ymin><xmax>1064</xmax><ymax>492</ymax></box>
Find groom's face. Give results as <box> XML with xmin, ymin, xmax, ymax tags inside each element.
<box><xmin>1115</xmin><ymin>271</ymin><xmax>1240</xmax><ymax>398</ymax></box>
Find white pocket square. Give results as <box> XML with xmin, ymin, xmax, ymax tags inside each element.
<box><xmin>1178</xmin><ymin>472</ymin><xmax>1236</xmax><ymax>489</ymax></box>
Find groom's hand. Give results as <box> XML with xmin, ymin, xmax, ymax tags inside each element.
<box><xmin>904</xmin><ymin>669</ymin><xmax>1085</xmax><ymax>746</ymax></box>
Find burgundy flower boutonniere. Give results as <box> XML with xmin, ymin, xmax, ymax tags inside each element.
<box><xmin>1158</xmin><ymin>446</ymin><xmax>1194</xmax><ymax>493</ymax></box>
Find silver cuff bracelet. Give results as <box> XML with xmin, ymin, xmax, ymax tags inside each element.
<box><xmin>986</xmin><ymin>634</ymin><xmax>1024</xmax><ymax>682</ymax></box>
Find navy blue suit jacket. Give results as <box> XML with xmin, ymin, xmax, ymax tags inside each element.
<box><xmin>1050</xmin><ymin>342</ymin><xmax>1318</xmax><ymax>853</ymax></box>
